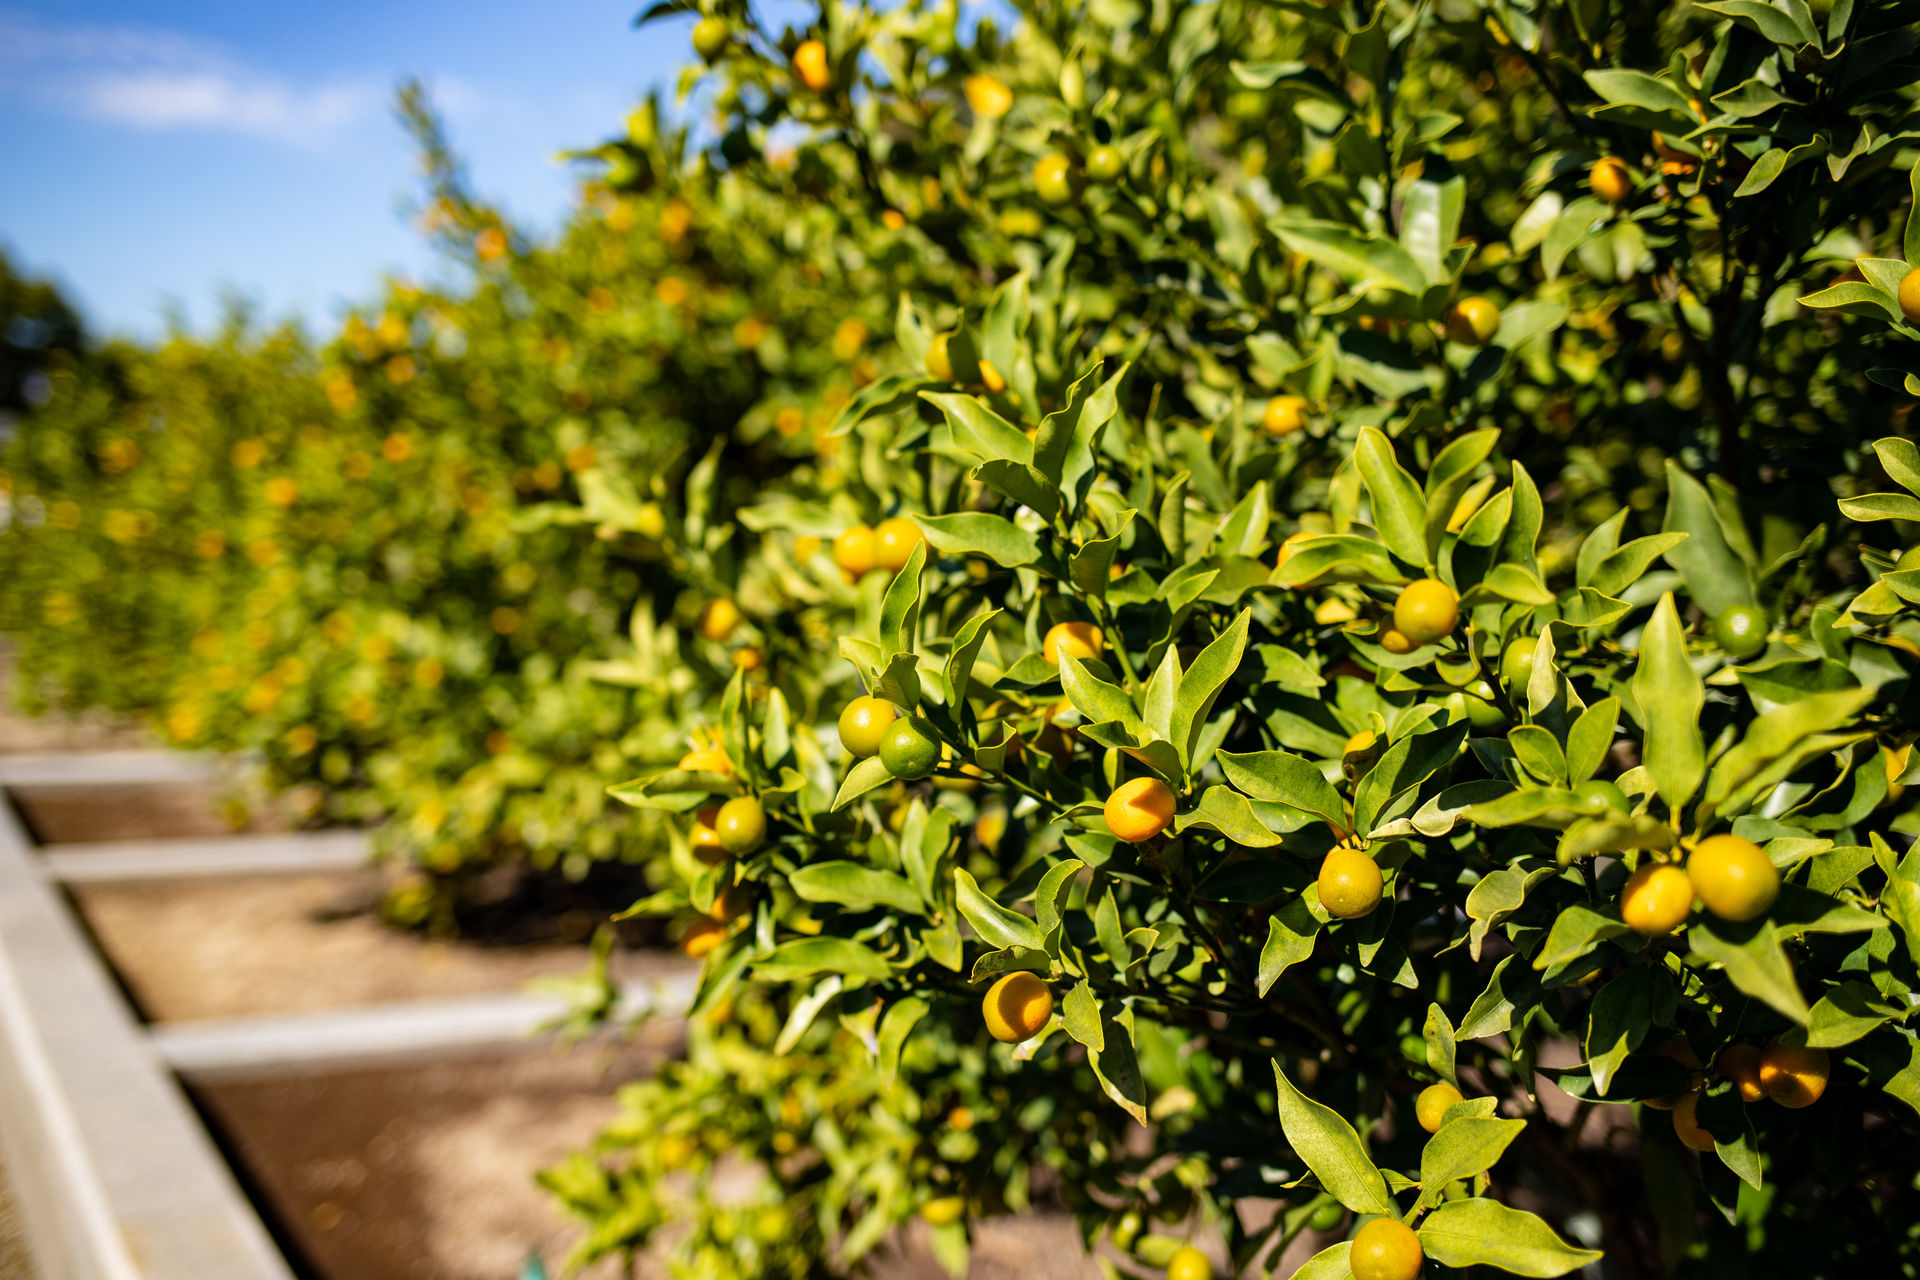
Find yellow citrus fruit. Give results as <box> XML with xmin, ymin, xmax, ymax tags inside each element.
<box><xmin>920</xmin><ymin>1195</ymin><xmax>966</xmax><ymax>1226</ymax></box>
<box><xmin>1621</xmin><ymin>862</ymin><xmax>1693</xmax><ymax>935</ymax></box>
<box><xmin>1275</xmin><ymin>530</ymin><xmax>1316</xmax><ymax>573</ymax></box>
<box><xmin>838</xmin><ymin>696</ymin><xmax>898</xmax><ymax>757</ymax></box>
<box><xmin>715</xmin><ymin>796</ymin><xmax>767</xmax><ymax>855</ymax></box>
<box><xmin>979</xmin><ymin>358</ymin><xmax>1008</xmax><ymax>393</ymax></box>
<box><xmin>1671</xmin><ymin>1090</ymin><xmax>1717</xmax><ymax>1152</ymax></box>
<box><xmin>833</xmin><ymin>525</ymin><xmax>877</xmax><ymax>576</ymax></box>
<box><xmin>679</xmin><ymin>747</ymin><xmax>733</xmax><ymax>776</ymax></box>
<box><xmin>1444</xmin><ymin>296</ymin><xmax>1501</xmax><ymax>346</ymax></box>
<box><xmin>1105</xmin><ymin>777</ymin><xmax>1177</xmax><ymax>842</ymax></box>
<box><xmin>874</xmin><ymin>517</ymin><xmax>924</xmax><ymax>571</ymax></box>
<box><xmin>1043</xmin><ymin>621</ymin><xmax>1103</xmax><ymax>665</ymax></box>
<box><xmin>1349</xmin><ymin>1216</ymin><xmax>1423</xmax><ymax>1280</ymax></box>
<box><xmin>1686</xmin><ymin>833</ymin><xmax>1778</xmax><ymax>922</ymax></box>
<box><xmin>926</xmin><ymin>333</ymin><xmax>954</xmax><ymax>380</ymax></box>
<box><xmin>1758</xmin><ymin>1043</ymin><xmax>1829</xmax><ymax>1108</ymax></box>
<box><xmin>692</xmin><ymin>15</ymin><xmax>730</xmax><ymax>61</ymax></box>
<box><xmin>699</xmin><ymin>598</ymin><xmax>741</xmax><ymax>641</ymax></box>
<box><xmin>1319</xmin><ymin>845</ymin><xmax>1384</xmax><ymax>920</ymax></box>
<box><xmin>793</xmin><ymin>39</ymin><xmax>831</xmax><ymax>91</ymax></box>
<box><xmin>1415</xmin><ymin>1082</ymin><xmax>1464</xmax><ymax>1133</ymax></box>
<box><xmin>1716</xmin><ymin>1045</ymin><xmax>1766</xmax><ymax>1103</ymax></box>
<box><xmin>689</xmin><ymin>805</ymin><xmax>727</xmax><ymax>865</ymax></box>
<box><xmin>1379</xmin><ymin>628</ymin><xmax>1416</xmax><ymax>655</ymax></box>
<box><xmin>1393</xmin><ymin>578</ymin><xmax>1459</xmax><ymax>644</ymax></box>
<box><xmin>1165</xmin><ymin>1246</ymin><xmax>1213</xmax><ymax>1280</ymax></box>
<box><xmin>983</xmin><ymin>971</ymin><xmax>1053</xmax><ymax>1043</ymax></box>
<box><xmin>1900</xmin><ymin>267</ymin><xmax>1920</xmax><ymax>325</ymax></box>
<box><xmin>1590</xmin><ymin>156</ymin><xmax>1632</xmax><ymax>203</ymax></box>
<box><xmin>1033</xmin><ymin>152</ymin><xmax>1079</xmax><ymax>206</ymax></box>
<box><xmin>963</xmin><ymin>74</ymin><xmax>1013</xmax><ymax>118</ymax></box>
<box><xmin>1262</xmin><ymin>395</ymin><xmax>1308</xmax><ymax>435</ymax></box>
<box><xmin>680</xmin><ymin>917</ymin><xmax>727</xmax><ymax>959</ymax></box>
<box><xmin>709</xmin><ymin>882</ymin><xmax>752</xmax><ymax>921</ymax></box>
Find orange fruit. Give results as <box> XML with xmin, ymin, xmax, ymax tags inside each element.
<box><xmin>689</xmin><ymin>805</ymin><xmax>727</xmax><ymax>865</ymax></box>
<box><xmin>1589</xmin><ymin>156</ymin><xmax>1632</xmax><ymax>204</ymax></box>
<box><xmin>873</xmin><ymin>517</ymin><xmax>924</xmax><ymax>571</ymax></box>
<box><xmin>1444</xmin><ymin>296</ymin><xmax>1501</xmax><ymax>346</ymax></box>
<box><xmin>793</xmin><ymin>39</ymin><xmax>831</xmax><ymax>91</ymax></box>
<box><xmin>680</xmin><ymin>917</ymin><xmax>727</xmax><ymax>959</ymax></box>
<box><xmin>1686</xmin><ymin>833</ymin><xmax>1778</xmax><ymax>922</ymax></box>
<box><xmin>1900</xmin><ymin>267</ymin><xmax>1920</xmax><ymax>325</ymax></box>
<box><xmin>833</xmin><ymin>525</ymin><xmax>877</xmax><ymax>576</ymax></box>
<box><xmin>1349</xmin><ymin>1216</ymin><xmax>1423</xmax><ymax>1280</ymax></box>
<box><xmin>1261</xmin><ymin>395</ymin><xmax>1308</xmax><ymax>435</ymax></box>
<box><xmin>699</xmin><ymin>598</ymin><xmax>741</xmax><ymax>641</ymax></box>
<box><xmin>1758</xmin><ymin>1043</ymin><xmax>1829</xmax><ymax>1108</ymax></box>
<box><xmin>1319</xmin><ymin>845</ymin><xmax>1384</xmax><ymax>920</ymax></box>
<box><xmin>1105</xmin><ymin>777</ymin><xmax>1177</xmax><ymax>842</ymax></box>
<box><xmin>1415</xmin><ymin>1082</ymin><xmax>1464</xmax><ymax>1133</ymax></box>
<box><xmin>1392</xmin><ymin>579</ymin><xmax>1459</xmax><ymax>644</ymax></box>
<box><xmin>838</xmin><ymin>696</ymin><xmax>898</xmax><ymax>757</ymax></box>
<box><xmin>983</xmin><ymin>972</ymin><xmax>1053</xmax><ymax>1043</ymax></box>
<box><xmin>1620</xmin><ymin>862</ymin><xmax>1692</xmax><ymax>935</ymax></box>
<box><xmin>1671</xmin><ymin>1090</ymin><xmax>1717</xmax><ymax>1152</ymax></box>
<box><xmin>1716</xmin><ymin>1045</ymin><xmax>1766</xmax><ymax>1103</ymax></box>
<box><xmin>1164</xmin><ymin>1246</ymin><xmax>1213</xmax><ymax>1280</ymax></box>
<box><xmin>1043</xmin><ymin>621</ymin><xmax>1103</xmax><ymax>665</ymax></box>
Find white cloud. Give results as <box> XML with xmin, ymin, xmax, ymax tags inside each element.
<box><xmin>0</xmin><ymin>9</ymin><xmax>380</xmax><ymax>145</ymax></box>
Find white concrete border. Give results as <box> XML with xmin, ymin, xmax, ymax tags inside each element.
<box><xmin>0</xmin><ymin>751</ymin><xmax>227</xmax><ymax>788</ymax></box>
<box><xmin>0</xmin><ymin>793</ymin><xmax>296</xmax><ymax>1280</ymax></box>
<box><xmin>42</xmin><ymin>830</ymin><xmax>372</xmax><ymax>884</ymax></box>
<box><xmin>153</xmin><ymin>977</ymin><xmax>697</xmax><ymax>1083</ymax></box>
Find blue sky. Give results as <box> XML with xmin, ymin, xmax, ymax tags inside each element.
<box><xmin>0</xmin><ymin>2</ymin><xmax>702</xmax><ymax>340</ymax></box>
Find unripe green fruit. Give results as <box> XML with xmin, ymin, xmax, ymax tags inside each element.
<box><xmin>692</xmin><ymin>16</ymin><xmax>730</xmax><ymax>62</ymax></box>
<box><xmin>1501</xmin><ymin>636</ymin><xmax>1538</xmax><ymax>690</ymax></box>
<box><xmin>1712</xmin><ymin>604</ymin><xmax>1768</xmax><ymax>661</ymax></box>
<box><xmin>879</xmin><ymin>716</ymin><xmax>940</xmax><ymax>780</ymax></box>
<box><xmin>1574</xmin><ymin>778</ymin><xmax>1629</xmax><ymax>814</ymax></box>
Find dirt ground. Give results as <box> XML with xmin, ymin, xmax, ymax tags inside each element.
<box><xmin>71</xmin><ymin>870</ymin><xmax>687</xmax><ymax>1022</ymax></box>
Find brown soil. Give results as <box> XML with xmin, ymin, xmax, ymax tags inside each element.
<box><xmin>8</xmin><ymin>780</ymin><xmax>293</xmax><ymax>844</ymax></box>
<box><xmin>71</xmin><ymin>871</ymin><xmax>687</xmax><ymax>1023</ymax></box>
<box><xmin>195</xmin><ymin>1049</ymin><xmax>664</xmax><ymax>1280</ymax></box>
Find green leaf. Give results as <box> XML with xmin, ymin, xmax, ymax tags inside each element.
<box><xmin>1631</xmin><ymin>593</ymin><xmax>1706</xmax><ymax>811</ymax></box>
<box><xmin>1033</xmin><ymin>858</ymin><xmax>1085</xmax><ymax>935</ymax></box>
<box><xmin>1415</xmin><ymin>1118</ymin><xmax>1527</xmax><ymax>1211</ymax></box>
<box><xmin>1062</xmin><ymin>981</ymin><xmax>1106</xmax><ymax>1052</ymax></box>
<box><xmin>1458</xmin><ymin>955</ymin><xmax>1525</xmax><ymax>1039</ymax></box>
<box><xmin>1734</xmin><ymin>147</ymin><xmax>1788</xmax><ymax>197</ymax></box>
<box><xmin>1089</xmin><ymin>1005</ymin><xmax>1149</xmax><ymax>1123</ymax></box>
<box><xmin>1070</xmin><ymin>513</ymin><xmax>1131</xmax><ymax>597</ymax></box>
<box><xmin>1060</xmin><ymin>653</ymin><xmax>1139</xmax><ymax>730</ymax></box>
<box><xmin>1270</xmin><ymin>217</ymin><xmax>1428</xmax><ymax>293</ymax></box>
<box><xmin>973</xmin><ymin>459</ymin><xmax>1061</xmax><ymax>521</ymax></box>
<box><xmin>754</xmin><ymin>937</ymin><xmax>893</xmax><ymax>983</ymax></box>
<box><xmin>1270</xmin><ymin>1062</ymin><xmax>1397</xmax><ymax>1216</ymax></box>
<box><xmin>877</xmin><ymin>996</ymin><xmax>926</xmax><ymax>1087</ymax></box>
<box><xmin>1401</xmin><ymin>174</ymin><xmax>1466</xmax><ymax>287</ymax></box>
<box><xmin>1533</xmin><ymin>904</ymin><xmax>1631</xmax><ymax>972</ymax></box>
<box><xmin>1796</xmin><ymin>281</ymin><xmax>1900</xmax><ymax>323</ymax></box>
<box><xmin>943</xmin><ymin>608</ymin><xmax>1000</xmax><ymax>705</ymax></box>
<box><xmin>1424</xmin><ymin>1003</ymin><xmax>1458</xmax><ymax>1087</ymax></box>
<box><xmin>1839</xmin><ymin>493</ymin><xmax>1920</xmax><ymax>522</ymax></box>
<box><xmin>954</xmin><ymin>868</ymin><xmax>1046</xmax><ymax>950</ymax></box>
<box><xmin>1873</xmin><ymin>437</ymin><xmax>1920</xmax><ymax>497</ymax></box>
<box><xmin>1584</xmin><ymin>967</ymin><xmax>1655</xmax><ymax>1096</ymax></box>
<box><xmin>1583</xmin><ymin>69</ymin><xmax>1698</xmax><ymax>119</ymax></box>
<box><xmin>1422</xmin><ymin>429</ymin><xmax>1500</xmax><ymax>559</ymax></box>
<box><xmin>789</xmin><ymin>862</ymin><xmax>924</xmax><ymax>914</ymax></box>
<box><xmin>1696</xmin><ymin>0</ymin><xmax>1819</xmax><ymax>46</ymax></box>
<box><xmin>1662</xmin><ymin>465</ymin><xmax>1756</xmax><ymax>616</ymax></box>
<box><xmin>1286</xmin><ymin>1242</ymin><xmax>1353</xmax><ymax>1280</ymax></box>
<box><xmin>1689</xmin><ymin>918</ymin><xmax>1810</xmax><ymax>1023</ymax></box>
<box><xmin>1418</xmin><ymin>1198</ymin><xmax>1603</xmax><ymax>1276</ymax></box>
<box><xmin>1703</xmin><ymin>687</ymin><xmax>1874</xmax><ymax>816</ymax></box>
<box><xmin>1566</xmin><ymin>697</ymin><xmax>1619</xmax><ymax>784</ymax></box>
<box><xmin>1874</xmin><ymin>832</ymin><xmax>1920</xmax><ymax>967</ymax></box>
<box><xmin>1586</xmin><ymin>533</ymin><xmax>1689</xmax><ymax>599</ymax></box>
<box><xmin>1218</xmin><ymin>750</ymin><xmax>1349</xmax><ymax>833</ymax></box>
<box><xmin>1257</xmin><ymin>898</ymin><xmax>1320</xmax><ymax>996</ymax></box>
<box><xmin>1176</xmin><ymin>785</ymin><xmax>1285</xmax><ymax>848</ymax></box>
<box><xmin>1354</xmin><ymin>426</ymin><xmax>1430</xmax><ymax>568</ymax></box>
<box><xmin>923</xmin><ymin>389</ymin><xmax>1034</xmax><ymax>464</ymax></box>
<box><xmin>1908</xmin><ymin>167</ymin><xmax>1920</xmax><ymax>268</ymax></box>
<box><xmin>832</xmin><ymin>757</ymin><xmax>897</xmax><ymax>811</ymax></box>
<box><xmin>1509</xmin><ymin>725</ymin><xmax>1569</xmax><ymax>787</ymax></box>
<box><xmin>1272</xmin><ymin>535</ymin><xmax>1410</xmax><ymax>588</ymax></box>
<box><xmin>918</xmin><ymin>512</ymin><xmax>1040</xmax><ymax>567</ymax></box>
<box><xmin>1801</xmin><ymin>981</ymin><xmax>1898</xmax><ymax>1048</ymax></box>
<box><xmin>879</xmin><ymin>540</ymin><xmax>927</xmax><ymax>657</ymax></box>
<box><xmin>1172</xmin><ymin>609</ymin><xmax>1251</xmax><ymax>764</ymax></box>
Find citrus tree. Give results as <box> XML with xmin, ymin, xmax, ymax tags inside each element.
<box><xmin>554</xmin><ymin>0</ymin><xmax>1920</xmax><ymax>1275</ymax></box>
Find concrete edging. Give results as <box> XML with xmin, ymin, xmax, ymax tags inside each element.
<box><xmin>0</xmin><ymin>793</ymin><xmax>296</xmax><ymax>1280</ymax></box>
